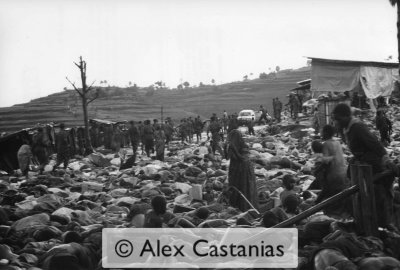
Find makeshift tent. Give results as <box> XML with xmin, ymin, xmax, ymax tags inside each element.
<box><xmin>310</xmin><ymin>57</ymin><xmax>399</xmax><ymax>99</ymax></box>
<box><xmin>0</xmin><ymin>130</ymin><xmax>30</xmax><ymax>173</ymax></box>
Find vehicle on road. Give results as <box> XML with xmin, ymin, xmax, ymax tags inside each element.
<box><xmin>237</xmin><ymin>109</ymin><xmax>259</xmax><ymax>125</ymax></box>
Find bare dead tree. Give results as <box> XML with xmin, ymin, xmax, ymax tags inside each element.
<box><xmin>66</xmin><ymin>56</ymin><xmax>99</xmax><ymax>155</ymax></box>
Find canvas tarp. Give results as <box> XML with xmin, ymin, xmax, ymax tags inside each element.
<box><xmin>360</xmin><ymin>66</ymin><xmax>397</xmax><ymax>99</ymax></box>
<box><xmin>311</xmin><ymin>58</ymin><xmax>399</xmax><ymax>98</ymax></box>
<box><xmin>311</xmin><ymin>60</ymin><xmax>360</xmax><ymax>96</ymax></box>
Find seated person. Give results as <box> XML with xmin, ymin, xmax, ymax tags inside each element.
<box><xmin>279</xmin><ymin>174</ymin><xmax>297</xmax><ymax>205</ymax></box>
<box><xmin>126</xmin><ymin>204</ymin><xmax>146</xmax><ymax>228</ymax></box>
<box><xmin>144</xmin><ymin>195</ymin><xmax>175</xmax><ymax>228</ymax></box>
<box><xmin>299</xmin><ymin>190</ymin><xmax>316</xmax><ymax>211</ymax></box>
<box><xmin>262</xmin><ymin>194</ymin><xmax>301</xmax><ymax>228</ymax></box>
<box><xmin>308</xmin><ymin>140</ymin><xmax>326</xmax><ymax>190</ymax></box>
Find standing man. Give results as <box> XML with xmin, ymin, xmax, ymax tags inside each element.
<box><xmin>194</xmin><ymin>116</ymin><xmax>204</xmax><ymax>143</ymax></box>
<box><xmin>292</xmin><ymin>95</ymin><xmax>300</xmax><ymax>120</ymax></box>
<box><xmin>376</xmin><ymin>110</ymin><xmax>392</xmax><ymax>146</ymax></box>
<box><xmin>258</xmin><ymin>105</ymin><xmax>268</xmax><ymax>125</ymax></box>
<box><xmin>272</xmin><ymin>98</ymin><xmax>277</xmax><ymax>122</ymax></box>
<box><xmin>207</xmin><ymin>116</ymin><xmax>224</xmax><ymax>156</ymax></box>
<box><xmin>143</xmin><ymin>120</ymin><xmax>155</xmax><ymax>157</ymax></box>
<box><xmin>180</xmin><ymin>119</ymin><xmax>188</xmax><ymax>143</ymax></box>
<box><xmin>32</xmin><ymin>127</ymin><xmax>50</xmax><ymax>174</ymax></box>
<box><xmin>222</xmin><ymin>114</ymin><xmax>228</xmax><ymax>134</ymax></box>
<box><xmin>286</xmin><ymin>95</ymin><xmax>294</xmax><ymax>119</ymax></box>
<box><xmin>54</xmin><ymin>123</ymin><xmax>70</xmax><ymax>170</ymax></box>
<box><xmin>138</xmin><ymin>121</ymin><xmax>145</xmax><ymax>154</ymax></box>
<box><xmin>332</xmin><ymin>103</ymin><xmax>396</xmax><ymax>231</ymax></box>
<box><xmin>128</xmin><ymin>121</ymin><xmax>140</xmax><ymax>163</ymax></box>
<box><xmin>275</xmin><ymin>98</ymin><xmax>283</xmax><ymax>122</ymax></box>
<box><xmin>247</xmin><ymin>117</ymin><xmax>255</xmax><ymax>136</ymax></box>
<box><xmin>164</xmin><ymin>120</ymin><xmax>174</xmax><ymax>148</ymax></box>
<box><xmin>187</xmin><ymin>117</ymin><xmax>194</xmax><ymax>143</ymax></box>
<box><xmin>228</xmin><ymin>114</ymin><xmax>239</xmax><ymax>133</ymax></box>
<box><xmin>153</xmin><ymin>119</ymin><xmax>160</xmax><ymax>132</ymax></box>
<box><xmin>154</xmin><ymin>125</ymin><xmax>166</xmax><ymax>161</ymax></box>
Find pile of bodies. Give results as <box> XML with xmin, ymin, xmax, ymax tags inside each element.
<box><xmin>1</xmin><ymin>107</ymin><xmax>400</xmax><ymax>270</ymax></box>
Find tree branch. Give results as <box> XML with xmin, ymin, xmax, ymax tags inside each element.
<box><xmin>86</xmin><ymin>92</ymin><xmax>99</xmax><ymax>105</ymax></box>
<box><xmin>66</xmin><ymin>77</ymin><xmax>83</xmax><ymax>97</ymax></box>
<box><xmin>87</xmin><ymin>80</ymin><xmax>96</xmax><ymax>92</ymax></box>
<box><xmin>74</xmin><ymin>62</ymin><xmax>81</xmax><ymax>69</ymax></box>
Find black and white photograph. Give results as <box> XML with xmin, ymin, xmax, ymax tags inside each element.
<box><xmin>1</xmin><ymin>0</ymin><xmax>400</xmax><ymax>269</ymax></box>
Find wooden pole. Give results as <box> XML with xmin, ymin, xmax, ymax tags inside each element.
<box><xmin>350</xmin><ymin>164</ymin><xmax>362</xmax><ymax>233</ymax></box>
<box><xmin>272</xmin><ymin>185</ymin><xmax>359</xmax><ymax>228</ymax></box>
<box><xmin>273</xmin><ymin>169</ymin><xmax>393</xmax><ymax>229</ymax></box>
<box><xmin>357</xmin><ymin>164</ymin><xmax>378</xmax><ymax>237</ymax></box>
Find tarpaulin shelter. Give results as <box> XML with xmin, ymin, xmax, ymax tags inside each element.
<box><xmin>310</xmin><ymin>57</ymin><xmax>399</xmax><ymax>99</ymax></box>
<box><xmin>0</xmin><ymin>130</ymin><xmax>30</xmax><ymax>173</ymax></box>
<box><xmin>309</xmin><ymin>57</ymin><xmax>399</xmax><ymax>128</ymax></box>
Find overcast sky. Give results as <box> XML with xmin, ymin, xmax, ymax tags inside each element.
<box><xmin>0</xmin><ymin>0</ymin><xmax>397</xmax><ymax>107</ymax></box>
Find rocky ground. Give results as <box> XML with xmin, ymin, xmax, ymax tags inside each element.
<box><xmin>1</xmin><ymin>110</ymin><xmax>400</xmax><ymax>270</ymax></box>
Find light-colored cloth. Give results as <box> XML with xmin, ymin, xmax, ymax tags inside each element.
<box><xmin>17</xmin><ymin>144</ymin><xmax>32</xmax><ymax>173</ymax></box>
<box><xmin>360</xmin><ymin>66</ymin><xmax>396</xmax><ymax>99</ymax></box>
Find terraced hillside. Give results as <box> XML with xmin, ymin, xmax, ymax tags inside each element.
<box><xmin>0</xmin><ymin>67</ymin><xmax>310</xmax><ymax>132</ymax></box>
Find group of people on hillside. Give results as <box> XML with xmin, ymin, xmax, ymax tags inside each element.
<box><xmin>127</xmin><ymin>119</ymin><xmax>175</xmax><ymax>163</ymax></box>
<box><xmin>15</xmin><ymin>101</ymin><xmax>400</xmax><ymax>232</ymax></box>
<box><xmin>17</xmin><ymin>123</ymin><xmax>72</xmax><ymax>178</ymax></box>
<box><xmin>178</xmin><ymin>116</ymin><xmax>204</xmax><ymax>144</ymax></box>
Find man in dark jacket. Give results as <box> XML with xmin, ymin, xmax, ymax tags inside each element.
<box><xmin>332</xmin><ymin>103</ymin><xmax>396</xmax><ymax>231</ymax></box>
<box><xmin>138</xmin><ymin>121</ymin><xmax>145</xmax><ymax>154</ymax></box>
<box><xmin>128</xmin><ymin>121</ymin><xmax>140</xmax><ymax>162</ymax></box>
<box><xmin>143</xmin><ymin>120</ymin><xmax>155</xmax><ymax>157</ymax></box>
<box><xmin>54</xmin><ymin>123</ymin><xmax>70</xmax><ymax>170</ymax></box>
<box><xmin>376</xmin><ymin>110</ymin><xmax>392</xmax><ymax>146</ymax></box>
<box><xmin>227</xmin><ymin>114</ymin><xmax>239</xmax><ymax>133</ymax></box>
<box><xmin>207</xmin><ymin>116</ymin><xmax>224</xmax><ymax>156</ymax></box>
<box><xmin>164</xmin><ymin>120</ymin><xmax>174</xmax><ymax>148</ymax></box>
<box><xmin>275</xmin><ymin>98</ymin><xmax>283</xmax><ymax>122</ymax></box>
<box><xmin>258</xmin><ymin>105</ymin><xmax>268</xmax><ymax>124</ymax></box>
<box><xmin>194</xmin><ymin>116</ymin><xmax>204</xmax><ymax>143</ymax></box>
<box><xmin>32</xmin><ymin>127</ymin><xmax>50</xmax><ymax>174</ymax></box>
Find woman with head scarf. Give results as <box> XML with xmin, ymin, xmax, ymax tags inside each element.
<box><xmin>226</xmin><ymin>129</ymin><xmax>258</xmax><ymax>212</ymax></box>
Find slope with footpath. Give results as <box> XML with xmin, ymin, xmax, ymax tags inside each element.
<box><xmin>0</xmin><ymin>67</ymin><xmax>310</xmax><ymax>132</ymax></box>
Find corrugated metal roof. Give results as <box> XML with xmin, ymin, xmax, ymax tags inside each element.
<box><xmin>297</xmin><ymin>79</ymin><xmax>311</xmax><ymax>86</ymax></box>
<box><xmin>308</xmin><ymin>57</ymin><xmax>398</xmax><ymax>68</ymax></box>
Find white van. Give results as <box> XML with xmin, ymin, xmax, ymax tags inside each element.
<box><xmin>237</xmin><ymin>109</ymin><xmax>256</xmax><ymax>124</ymax></box>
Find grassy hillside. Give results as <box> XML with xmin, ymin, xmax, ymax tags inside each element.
<box><xmin>0</xmin><ymin>67</ymin><xmax>310</xmax><ymax>133</ymax></box>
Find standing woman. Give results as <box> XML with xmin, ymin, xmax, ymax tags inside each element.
<box><xmin>226</xmin><ymin>129</ymin><xmax>258</xmax><ymax>212</ymax></box>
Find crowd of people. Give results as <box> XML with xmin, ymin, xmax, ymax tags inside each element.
<box><xmin>5</xmin><ymin>98</ymin><xmax>400</xmax><ymax>269</ymax></box>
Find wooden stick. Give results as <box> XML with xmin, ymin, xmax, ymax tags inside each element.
<box><xmin>230</xmin><ymin>186</ymin><xmax>260</xmax><ymax>215</ymax></box>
